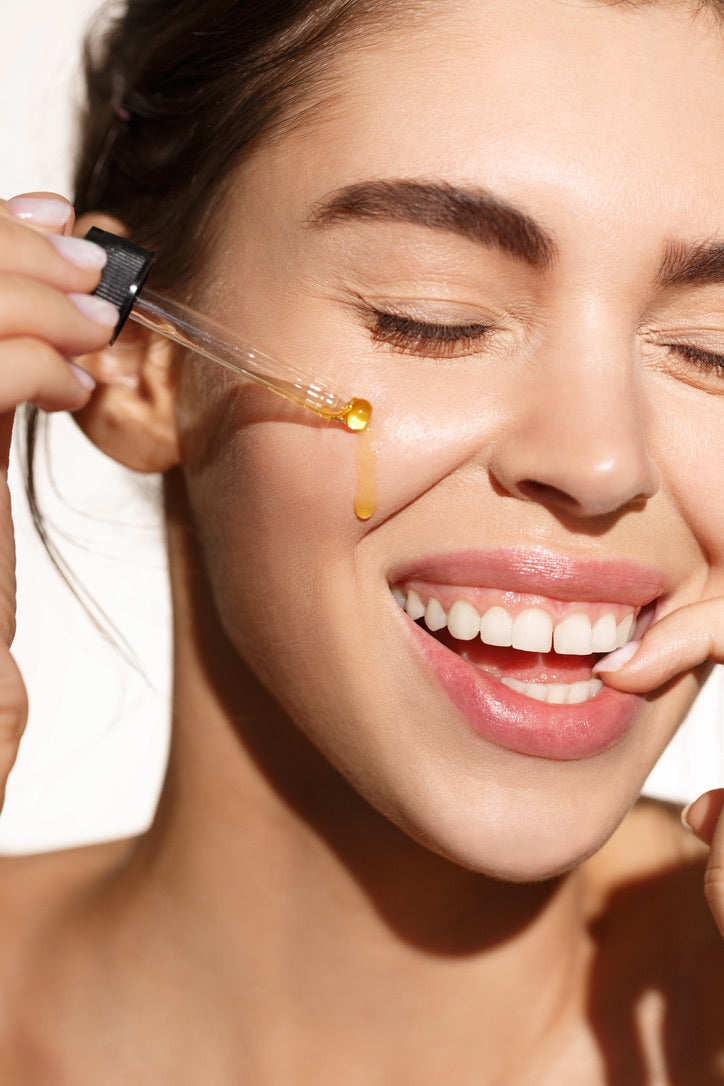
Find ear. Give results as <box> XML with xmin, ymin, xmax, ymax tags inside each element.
<box><xmin>70</xmin><ymin>212</ymin><xmax>181</xmax><ymax>473</ymax></box>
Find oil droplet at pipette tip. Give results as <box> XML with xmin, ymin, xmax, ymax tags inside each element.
<box><xmin>332</xmin><ymin>397</ymin><xmax>372</xmax><ymax>433</ymax></box>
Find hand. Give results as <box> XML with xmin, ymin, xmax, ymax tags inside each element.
<box><xmin>595</xmin><ymin>603</ymin><xmax>724</xmax><ymax>937</ymax></box>
<box><xmin>682</xmin><ymin>789</ymin><xmax>724</xmax><ymax>938</ymax></box>
<box><xmin>0</xmin><ymin>192</ymin><xmax>118</xmax><ymax>811</ymax></box>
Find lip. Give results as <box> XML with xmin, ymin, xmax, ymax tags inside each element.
<box><xmin>390</xmin><ymin>548</ymin><xmax>660</xmax><ymax>760</ymax></box>
<box><xmin>388</xmin><ymin>547</ymin><xmax>667</xmax><ymax>607</ymax></box>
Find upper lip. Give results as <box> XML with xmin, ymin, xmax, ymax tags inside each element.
<box><xmin>387</xmin><ymin>547</ymin><xmax>667</xmax><ymax>608</ymax></box>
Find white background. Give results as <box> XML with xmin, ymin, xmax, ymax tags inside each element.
<box><xmin>0</xmin><ymin>0</ymin><xmax>721</xmax><ymax>852</ymax></box>
<box><xmin>0</xmin><ymin>0</ymin><xmax>170</xmax><ymax>852</ymax></box>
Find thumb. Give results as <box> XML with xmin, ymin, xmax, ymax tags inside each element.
<box><xmin>682</xmin><ymin>788</ymin><xmax>724</xmax><ymax>938</ymax></box>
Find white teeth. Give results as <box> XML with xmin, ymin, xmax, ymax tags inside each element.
<box><xmin>395</xmin><ymin>584</ymin><xmax>625</xmax><ymax>708</ymax></box>
<box><xmin>616</xmin><ymin>613</ymin><xmax>635</xmax><ymax>648</ymax></box>
<box><xmin>499</xmin><ymin>676</ymin><xmax>525</xmax><ymax>694</ymax></box>
<box><xmin>447</xmin><ymin>599</ymin><xmax>481</xmax><ymax>640</ymax></box>
<box><xmin>546</xmin><ymin>683</ymin><xmax>570</xmax><ymax>705</ymax></box>
<box><xmin>569</xmin><ymin>679</ymin><xmax>603</xmax><ymax>704</ymax></box>
<box><xmin>424</xmin><ymin>597</ymin><xmax>447</xmax><ymax>632</ymax></box>
<box><xmin>526</xmin><ymin>682</ymin><xmax>548</xmax><ymax>701</ymax></box>
<box><xmin>480</xmin><ymin>605</ymin><xmax>514</xmax><ymax>647</ymax></box>
<box><xmin>396</xmin><ymin>587</ymin><xmax>637</xmax><ymax>658</ymax></box>
<box><xmin>553</xmin><ymin>612</ymin><xmax>593</xmax><ymax>655</ymax></box>
<box><xmin>511</xmin><ymin>608</ymin><xmax>553</xmax><ymax>653</ymax></box>
<box><xmin>499</xmin><ymin>676</ymin><xmax>603</xmax><ymax>704</ymax></box>
<box><xmin>591</xmin><ymin>613</ymin><xmax>617</xmax><ymax>653</ymax></box>
<box><xmin>404</xmin><ymin>589</ymin><xmax>426</xmax><ymax>621</ymax></box>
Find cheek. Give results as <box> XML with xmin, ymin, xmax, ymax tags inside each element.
<box><xmin>176</xmin><ymin>348</ymin><xmax>511</xmax><ymax>552</ymax></box>
<box><xmin>648</xmin><ymin>386</ymin><xmax>724</xmax><ymax>595</ymax></box>
<box><xmin>174</xmin><ymin>373</ymin><xmax>427</xmax><ymax>814</ymax></box>
<box><xmin>171</xmin><ymin>362</ymin><xmax>504</xmax><ymax>750</ymax></box>
<box><xmin>176</xmin><ymin>367</ymin><xmax>368</xmax><ymax>665</ymax></box>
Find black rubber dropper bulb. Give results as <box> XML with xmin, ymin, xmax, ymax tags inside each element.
<box><xmin>85</xmin><ymin>227</ymin><xmax>155</xmax><ymax>344</ymax></box>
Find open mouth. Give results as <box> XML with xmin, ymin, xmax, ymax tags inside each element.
<box><xmin>392</xmin><ymin>583</ymin><xmax>651</xmax><ymax>706</ymax></box>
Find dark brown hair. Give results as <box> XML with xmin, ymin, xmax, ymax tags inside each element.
<box><xmin>74</xmin><ymin>0</ymin><xmax>403</xmax><ymax>295</ymax></box>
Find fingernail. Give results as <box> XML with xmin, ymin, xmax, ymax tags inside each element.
<box><xmin>49</xmin><ymin>235</ymin><xmax>108</xmax><ymax>270</ymax></box>
<box><xmin>7</xmin><ymin>196</ymin><xmax>72</xmax><ymax>228</ymax></box>
<box><xmin>68</xmin><ymin>293</ymin><xmax>120</xmax><ymax>328</ymax></box>
<box><xmin>68</xmin><ymin>363</ymin><xmax>96</xmax><ymax>391</ymax></box>
<box><xmin>592</xmin><ymin>639</ymin><xmax>641</xmax><ymax>675</ymax></box>
<box><xmin>680</xmin><ymin>802</ymin><xmax>694</xmax><ymax>833</ymax></box>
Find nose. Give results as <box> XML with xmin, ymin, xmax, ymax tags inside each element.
<box><xmin>487</xmin><ymin>324</ymin><xmax>659</xmax><ymax>520</ymax></box>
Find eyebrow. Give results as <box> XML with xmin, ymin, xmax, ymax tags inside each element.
<box><xmin>656</xmin><ymin>240</ymin><xmax>724</xmax><ymax>288</ymax></box>
<box><xmin>309</xmin><ymin>179</ymin><xmax>558</xmax><ymax>271</ymax></box>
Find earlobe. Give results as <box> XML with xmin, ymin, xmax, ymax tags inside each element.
<box><xmin>70</xmin><ymin>211</ymin><xmax>181</xmax><ymax>473</ymax></box>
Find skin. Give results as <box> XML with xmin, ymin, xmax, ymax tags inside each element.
<box><xmin>0</xmin><ymin>1</ymin><xmax>722</xmax><ymax>1081</ymax></box>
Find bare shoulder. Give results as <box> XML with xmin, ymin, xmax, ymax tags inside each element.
<box><xmin>584</xmin><ymin>798</ymin><xmax>724</xmax><ymax>1080</ymax></box>
<box><xmin>0</xmin><ymin>837</ymin><xmax>139</xmax><ymax>1079</ymax></box>
<box><xmin>0</xmin><ymin>836</ymin><xmax>136</xmax><ymax>953</ymax></box>
<box><xmin>0</xmin><ymin>834</ymin><xmax>136</xmax><ymax>890</ymax></box>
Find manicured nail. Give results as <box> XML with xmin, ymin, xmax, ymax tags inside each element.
<box><xmin>67</xmin><ymin>363</ymin><xmax>96</xmax><ymax>391</ymax></box>
<box><xmin>68</xmin><ymin>293</ymin><xmax>119</xmax><ymax>328</ymax></box>
<box><xmin>49</xmin><ymin>235</ymin><xmax>108</xmax><ymax>270</ymax></box>
<box><xmin>680</xmin><ymin>802</ymin><xmax>694</xmax><ymax>833</ymax></box>
<box><xmin>7</xmin><ymin>196</ymin><xmax>72</xmax><ymax>228</ymax></box>
<box><xmin>592</xmin><ymin>639</ymin><xmax>641</xmax><ymax>675</ymax></box>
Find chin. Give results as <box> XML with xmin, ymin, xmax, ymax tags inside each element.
<box><xmin>362</xmin><ymin>754</ymin><xmax>632</xmax><ymax>885</ymax></box>
<box><xmin>447</xmin><ymin>833</ymin><xmax>607</xmax><ymax>885</ymax></box>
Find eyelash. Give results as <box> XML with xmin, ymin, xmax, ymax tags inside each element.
<box><xmin>368</xmin><ymin>310</ymin><xmax>494</xmax><ymax>357</ymax></box>
<box><xmin>366</xmin><ymin>310</ymin><xmax>724</xmax><ymax>381</ymax></box>
<box><xmin>667</xmin><ymin>343</ymin><xmax>724</xmax><ymax>376</ymax></box>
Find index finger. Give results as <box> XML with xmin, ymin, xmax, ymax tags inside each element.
<box><xmin>2</xmin><ymin>193</ymin><xmax>75</xmax><ymax>237</ymax></box>
<box><xmin>593</xmin><ymin>598</ymin><xmax>723</xmax><ymax>692</ymax></box>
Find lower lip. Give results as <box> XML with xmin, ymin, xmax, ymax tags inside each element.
<box><xmin>406</xmin><ymin>618</ymin><xmax>641</xmax><ymax>761</ymax></box>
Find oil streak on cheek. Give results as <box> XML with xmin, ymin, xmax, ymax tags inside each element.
<box><xmin>354</xmin><ymin>423</ymin><xmax>377</xmax><ymax>521</ymax></box>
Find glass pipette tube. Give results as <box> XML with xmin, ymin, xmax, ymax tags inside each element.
<box><xmin>87</xmin><ymin>227</ymin><xmax>371</xmax><ymax>432</ymax></box>
<box><xmin>131</xmin><ymin>289</ymin><xmax>371</xmax><ymax>432</ymax></box>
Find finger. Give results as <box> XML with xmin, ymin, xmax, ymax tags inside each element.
<box><xmin>705</xmin><ymin>797</ymin><xmax>724</xmax><ymax>938</ymax></box>
<box><xmin>0</xmin><ymin>274</ymin><xmax>118</xmax><ymax>358</ymax></box>
<box><xmin>683</xmin><ymin>788</ymin><xmax>724</xmax><ymax>846</ymax></box>
<box><xmin>0</xmin><ymin>338</ymin><xmax>96</xmax><ymax>415</ymax></box>
<box><xmin>0</xmin><ymin>210</ymin><xmax>106</xmax><ymax>295</ymax></box>
<box><xmin>0</xmin><ymin>650</ymin><xmax>28</xmax><ymax>811</ymax></box>
<box><xmin>3</xmin><ymin>192</ymin><xmax>75</xmax><ymax>236</ymax></box>
<box><xmin>593</xmin><ymin>598</ymin><xmax>723</xmax><ymax>693</ymax></box>
<box><xmin>683</xmin><ymin>789</ymin><xmax>724</xmax><ymax>938</ymax></box>
<box><xmin>0</xmin><ymin>474</ymin><xmax>15</xmax><ymax>640</ymax></box>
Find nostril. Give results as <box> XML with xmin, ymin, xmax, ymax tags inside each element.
<box><xmin>516</xmin><ymin>479</ymin><xmax>598</xmax><ymax>517</ymax></box>
<box><xmin>515</xmin><ymin>478</ymin><xmax>651</xmax><ymax>520</ymax></box>
<box><xmin>518</xmin><ymin>479</ymin><xmax>573</xmax><ymax>505</ymax></box>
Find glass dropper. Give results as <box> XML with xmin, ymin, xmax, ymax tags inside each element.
<box><xmin>86</xmin><ymin>227</ymin><xmax>371</xmax><ymax>433</ymax></box>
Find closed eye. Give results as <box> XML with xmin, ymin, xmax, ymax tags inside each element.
<box><xmin>367</xmin><ymin>309</ymin><xmax>495</xmax><ymax>358</ymax></box>
<box><xmin>668</xmin><ymin>343</ymin><xmax>724</xmax><ymax>374</ymax></box>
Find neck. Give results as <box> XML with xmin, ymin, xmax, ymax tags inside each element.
<box><xmin>102</xmin><ymin>475</ymin><xmax>594</xmax><ymax>1078</ymax></box>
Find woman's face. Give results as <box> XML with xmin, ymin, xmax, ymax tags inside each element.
<box><xmin>175</xmin><ymin>0</ymin><xmax>724</xmax><ymax>878</ymax></box>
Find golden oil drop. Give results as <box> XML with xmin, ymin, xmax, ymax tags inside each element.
<box><xmin>354</xmin><ymin>419</ymin><xmax>377</xmax><ymax>521</ymax></box>
<box><xmin>338</xmin><ymin>397</ymin><xmax>372</xmax><ymax>432</ymax></box>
